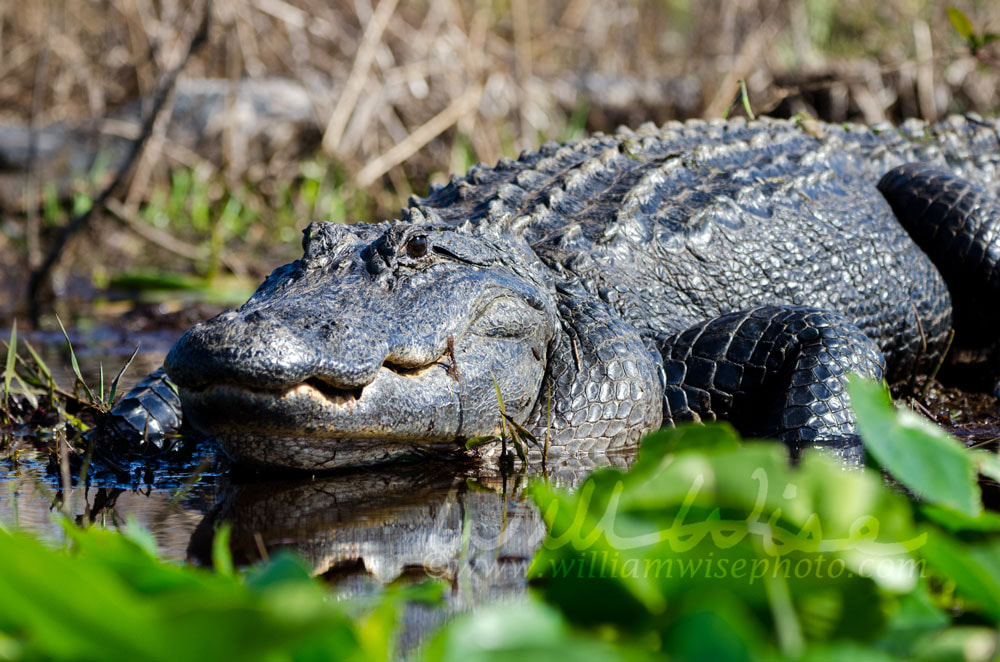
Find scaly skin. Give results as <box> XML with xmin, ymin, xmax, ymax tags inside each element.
<box><xmin>107</xmin><ymin>115</ymin><xmax>1000</xmax><ymax>469</ymax></box>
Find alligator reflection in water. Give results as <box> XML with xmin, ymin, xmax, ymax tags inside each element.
<box><xmin>188</xmin><ymin>457</ymin><xmax>629</xmax><ymax>644</ymax></box>
<box><xmin>2</xmin><ymin>425</ymin><xmax>630</xmax><ymax>646</ymax></box>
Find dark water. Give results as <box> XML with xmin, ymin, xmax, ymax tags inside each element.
<box><xmin>0</xmin><ymin>327</ymin><xmax>611</xmax><ymax>643</ymax></box>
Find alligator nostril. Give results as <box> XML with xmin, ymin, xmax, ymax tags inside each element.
<box><xmin>245</xmin><ymin>310</ymin><xmax>269</xmax><ymax>324</ymax></box>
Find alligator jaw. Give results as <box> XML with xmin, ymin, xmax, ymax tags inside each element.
<box><xmin>179</xmin><ymin>364</ymin><xmax>466</xmax><ymax>469</ymax></box>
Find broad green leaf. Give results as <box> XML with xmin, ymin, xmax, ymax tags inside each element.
<box><xmin>631</xmin><ymin>423</ymin><xmax>743</xmax><ymax>474</ymax></box>
<box><xmin>661</xmin><ymin>590</ymin><xmax>766</xmax><ymax>661</ymax></box>
<box><xmin>919</xmin><ymin>530</ymin><xmax>1000</xmax><ymax>622</ymax></box>
<box><xmin>848</xmin><ymin>377</ymin><xmax>980</xmax><ymax>517</ymax></box>
<box><xmin>973</xmin><ymin>449</ymin><xmax>1000</xmax><ymax>484</ymax></box>
<box><xmin>423</xmin><ymin>600</ymin><xmax>651</xmax><ymax>662</ymax></box>
<box><xmin>921</xmin><ymin>503</ymin><xmax>1000</xmax><ymax>532</ymax></box>
<box><xmin>908</xmin><ymin>626</ymin><xmax>999</xmax><ymax>662</ymax></box>
<box><xmin>244</xmin><ymin>552</ymin><xmax>314</xmax><ymax>591</ymax></box>
<box><xmin>797</xmin><ymin>643</ymin><xmax>896</xmax><ymax>661</ymax></box>
<box><xmin>0</xmin><ymin>529</ymin><xmax>169</xmax><ymax>660</ymax></box>
<box><xmin>0</xmin><ymin>524</ymin><xmax>375</xmax><ymax>661</ymax></box>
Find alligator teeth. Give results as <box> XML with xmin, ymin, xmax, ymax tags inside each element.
<box><xmin>300</xmin><ymin>378</ymin><xmax>363</xmax><ymax>404</ymax></box>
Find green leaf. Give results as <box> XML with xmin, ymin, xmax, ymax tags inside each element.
<box><xmin>919</xmin><ymin>530</ymin><xmax>1000</xmax><ymax>622</ymax></box>
<box><xmin>72</xmin><ymin>191</ymin><xmax>93</xmax><ymax>216</ymax></box>
<box><xmin>973</xmin><ymin>449</ymin><xmax>1000</xmax><ymax>484</ymax></box>
<box><xmin>908</xmin><ymin>626</ymin><xmax>999</xmax><ymax>662</ymax></box>
<box><xmin>244</xmin><ymin>551</ymin><xmax>314</xmax><ymax>590</ymax></box>
<box><xmin>921</xmin><ymin>503</ymin><xmax>1000</xmax><ymax>532</ymax></box>
<box><xmin>0</xmin><ymin>528</ymin><xmax>170</xmax><ymax>660</ymax></box>
<box><xmin>465</xmin><ymin>435</ymin><xmax>500</xmax><ymax>450</ymax></box>
<box><xmin>631</xmin><ymin>422</ymin><xmax>743</xmax><ymax>472</ymax></box>
<box><xmin>423</xmin><ymin>600</ymin><xmax>650</xmax><ymax>662</ymax></box>
<box><xmin>948</xmin><ymin>8</ymin><xmax>976</xmax><ymax>42</ymax></box>
<box><xmin>122</xmin><ymin>516</ymin><xmax>160</xmax><ymax>558</ymax></box>
<box><xmin>212</xmin><ymin>525</ymin><xmax>234</xmax><ymax>578</ymax></box>
<box><xmin>848</xmin><ymin>377</ymin><xmax>980</xmax><ymax>517</ymax></box>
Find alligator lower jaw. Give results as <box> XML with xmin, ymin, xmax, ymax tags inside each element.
<box><xmin>176</xmin><ymin>366</ymin><xmax>465</xmax><ymax>470</ymax></box>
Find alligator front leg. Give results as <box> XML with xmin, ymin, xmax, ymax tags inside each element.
<box><xmin>103</xmin><ymin>367</ymin><xmax>184</xmax><ymax>451</ymax></box>
<box><xmin>524</xmin><ymin>287</ymin><xmax>665</xmax><ymax>459</ymax></box>
<box><xmin>659</xmin><ymin>305</ymin><xmax>885</xmax><ymax>463</ymax></box>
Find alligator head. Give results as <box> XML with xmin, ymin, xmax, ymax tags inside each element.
<box><xmin>164</xmin><ymin>218</ymin><xmax>563</xmax><ymax>468</ymax></box>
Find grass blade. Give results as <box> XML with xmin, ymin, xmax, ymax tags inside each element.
<box><xmin>12</xmin><ymin>373</ymin><xmax>38</xmax><ymax>410</ymax></box>
<box><xmin>56</xmin><ymin>315</ymin><xmax>95</xmax><ymax>405</ymax></box>
<box><xmin>108</xmin><ymin>345</ymin><xmax>140</xmax><ymax>406</ymax></box>
<box><xmin>503</xmin><ymin>412</ymin><xmax>537</xmax><ymax>444</ymax></box>
<box><xmin>4</xmin><ymin>321</ymin><xmax>16</xmax><ymax>409</ymax></box>
<box><xmin>22</xmin><ymin>339</ymin><xmax>54</xmax><ymax>387</ymax></box>
<box><xmin>739</xmin><ymin>78</ymin><xmax>756</xmax><ymax>120</ymax></box>
<box><xmin>491</xmin><ymin>374</ymin><xmax>528</xmax><ymax>461</ymax></box>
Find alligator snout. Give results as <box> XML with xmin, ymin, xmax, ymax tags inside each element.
<box><xmin>164</xmin><ymin>307</ymin><xmax>399</xmax><ymax>393</ymax></box>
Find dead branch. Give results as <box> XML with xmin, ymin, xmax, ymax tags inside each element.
<box><xmin>26</xmin><ymin>0</ymin><xmax>213</xmax><ymax>322</ymax></box>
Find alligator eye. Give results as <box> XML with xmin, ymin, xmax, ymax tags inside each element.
<box><xmin>405</xmin><ymin>235</ymin><xmax>428</xmax><ymax>258</ymax></box>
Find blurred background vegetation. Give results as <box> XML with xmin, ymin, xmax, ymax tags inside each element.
<box><xmin>0</xmin><ymin>0</ymin><xmax>998</xmax><ymax>322</ymax></box>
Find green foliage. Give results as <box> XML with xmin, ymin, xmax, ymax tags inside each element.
<box><xmin>1</xmin><ymin>378</ymin><xmax>999</xmax><ymax>661</ymax></box>
<box><xmin>123</xmin><ymin>160</ymin><xmax>380</xmax><ymax>291</ymax></box>
<box><xmin>524</xmin><ymin>380</ymin><xmax>1000</xmax><ymax>660</ymax></box>
<box><xmin>423</xmin><ymin>601</ymin><xmax>652</xmax><ymax>662</ymax></box>
<box><xmin>0</xmin><ymin>520</ymin><xmax>441</xmax><ymax>662</ymax></box>
<box><xmin>1</xmin><ymin>319</ymin><xmax>137</xmax><ymax>432</ymax></box>
<box><xmin>107</xmin><ymin>270</ymin><xmax>256</xmax><ymax>306</ymax></box>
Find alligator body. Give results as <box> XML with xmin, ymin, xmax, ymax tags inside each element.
<box><xmin>110</xmin><ymin>115</ymin><xmax>1000</xmax><ymax>469</ymax></box>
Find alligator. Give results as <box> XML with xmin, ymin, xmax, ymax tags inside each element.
<box><xmin>108</xmin><ymin>114</ymin><xmax>1000</xmax><ymax>469</ymax></box>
